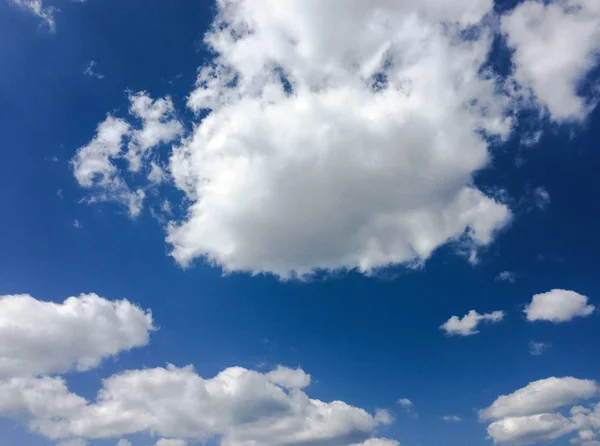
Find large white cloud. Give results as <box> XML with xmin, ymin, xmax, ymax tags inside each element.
<box><xmin>440</xmin><ymin>309</ymin><xmax>505</xmax><ymax>336</ymax></box>
<box><xmin>0</xmin><ymin>365</ymin><xmax>392</xmax><ymax>446</ymax></box>
<box><xmin>482</xmin><ymin>378</ymin><xmax>600</xmax><ymax>444</ymax></box>
<box><xmin>501</xmin><ymin>0</ymin><xmax>600</xmax><ymax>121</ymax></box>
<box><xmin>524</xmin><ymin>289</ymin><xmax>595</xmax><ymax>323</ymax></box>
<box><xmin>0</xmin><ymin>293</ymin><xmax>155</xmax><ymax>379</ymax></box>
<box><xmin>480</xmin><ymin>377</ymin><xmax>598</xmax><ymax>421</ymax></box>
<box><xmin>165</xmin><ymin>0</ymin><xmax>514</xmax><ymax>278</ymax></box>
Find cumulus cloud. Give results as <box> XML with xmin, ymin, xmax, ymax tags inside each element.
<box><xmin>440</xmin><ymin>309</ymin><xmax>505</xmax><ymax>336</ymax></box>
<box><xmin>482</xmin><ymin>378</ymin><xmax>600</xmax><ymax>444</ymax></box>
<box><xmin>524</xmin><ymin>289</ymin><xmax>595</xmax><ymax>323</ymax></box>
<box><xmin>72</xmin><ymin>93</ymin><xmax>182</xmax><ymax>217</ymax></box>
<box><xmin>480</xmin><ymin>377</ymin><xmax>598</xmax><ymax>421</ymax></box>
<box><xmin>9</xmin><ymin>0</ymin><xmax>56</xmax><ymax>31</ymax></box>
<box><xmin>0</xmin><ymin>293</ymin><xmax>155</xmax><ymax>378</ymax></box>
<box><xmin>164</xmin><ymin>0</ymin><xmax>514</xmax><ymax>278</ymax></box>
<box><xmin>501</xmin><ymin>0</ymin><xmax>600</xmax><ymax>121</ymax></box>
<box><xmin>0</xmin><ymin>364</ymin><xmax>393</xmax><ymax>445</ymax></box>
<box><xmin>266</xmin><ymin>365</ymin><xmax>311</xmax><ymax>389</ymax></box>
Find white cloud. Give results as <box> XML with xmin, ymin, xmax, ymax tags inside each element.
<box><xmin>501</xmin><ymin>0</ymin><xmax>600</xmax><ymax>121</ymax></box>
<box><xmin>165</xmin><ymin>0</ymin><xmax>514</xmax><ymax>278</ymax></box>
<box><xmin>374</xmin><ymin>409</ymin><xmax>394</xmax><ymax>425</ymax></box>
<box><xmin>496</xmin><ymin>271</ymin><xmax>516</xmax><ymax>283</ymax></box>
<box><xmin>155</xmin><ymin>440</ymin><xmax>187</xmax><ymax>446</ymax></box>
<box><xmin>397</xmin><ymin>398</ymin><xmax>413</xmax><ymax>408</ymax></box>
<box><xmin>529</xmin><ymin>341</ymin><xmax>551</xmax><ymax>356</ymax></box>
<box><xmin>480</xmin><ymin>377</ymin><xmax>598</xmax><ymax>421</ymax></box>
<box><xmin>350</xmin><ymin>440</ymin><xmax>400</xmax><ymax>446</ymax></box>
<box><xmin>483</xmin><ymin>379</ymin><xmax>600</xmax><ymax>444</ymax></box>
<box><xmin>524</xmin><ymin>289</ymin><xmax>595</xmax><ymax>323</ymax></box>
<box><xmin>0</xmin><ymin>293</ymin><xmax>155</xmax><ymax>378</ymax></box>
<box><xmin>9</xmin><ymin>0</ymin><xmax>56</xmax><ymax>31</ymax></box>
<box><xmin>72</xmin><ymin>93</ymin><xmax>182</xmax><ymax>217</ymax></box>
<box><xmin>266</xmin><ymin>365</ymin><xmax>311</xmax><ymax>389</ymax></box>
<box><xmin>125</xmin><ymin>92</ymin><xmax>183</xmax><ymax>173</ymax></box>
<box><xmin>0</xmin><ymin>364</ymin><xmax>392</xmax><ymax>445</ymax></box>
<box><xmin>487</xmin><ymin>413</ymin><xmax>578</xmax><ymax>444</ymax></box>
<box><xmin>116</xmin><ymin>440</ymin><xmax>132</xmax><ymax>446</ymax></box>
<box><xmin>440</xmin><ymin>310</ymin><xmax>505</xmax><ymax>336</ymax></box>
<box><xmin>84</xmin><ymin>61</ymin><xmax>105</xmax><ymax>80</ymax></box>
<box><xmin>442</xmin><ymin>415</ymin><xmax>462</xmax><ymax>422</ymax></box>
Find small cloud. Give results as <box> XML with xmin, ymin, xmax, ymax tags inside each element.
<box><xmin>397</xmin><ymin>398</ymin><xmax>413</xmax><ymax>408</ymax></box>
<box><xmin>73</xmin><ymin>219</ymin><xmax>82</xmax><ymax>229</ymax></box>
<box><xmin>533</xmin><ymin>186</ymin><xmax>551</xmax><ymax>210</ymax></box>
<box><xmin>442</xmin><ymin>415</ymin><xmax>462</xmax><ymax>422</ymax></box>
<box><xmin>529</xmin><ymin>341</ymin><xmax>551</xmax><ymax>356</ymax></box>
<box><xmin>496</xmin><ymin>271</ymin><xmax>516</xmax><ymax>283</ymax></box>
<box><xmin>374</xmin><ymin>409</ymin><xmax>394</xmax><ymax>425</ymax></box>
<box><xmin>524</xmin><ymin>289</ymin><xmax>595</xmax><ymax>323</ymax></box>
<box><xmin>9</xmin><ymin>0</ymin><xmax>56</xmax><ymax>31</ymax></box>
<box><xmin>84</xmin><ymin>61</ymin><xmax>105</xmax><ymax>79</ymax></box>
<box><xmin>440</xmin><ymin>310</ymin><xmax>505</xmax><ymax>336</ymax></box>
<box><xmin>57</xmin><ymin>189</ymin><xmax>64</xmax><ymax>200</ymax></box>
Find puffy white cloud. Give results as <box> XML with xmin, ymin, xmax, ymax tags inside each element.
<box><xmin>440</xmin><ymin>310</ymin><xmax>505</xmax><ymax>336</ymax></box>
<box><xmin>524</xmin><ymin>289</ymin><xmax>595</xmax><ymax>323</ymax></box>
<box><xmin>487</xmin><ymin>413</ymin><xmax>578</xmax><ymax>445</ymax></box>
<box><xmin>480</xmin><ymin>377</ymin><xmax>598</xmax><ymax>420</ymax></box>
<box><xmin>501</xmin><ymin>0</ymin><xmax>600</xmax><ymax>121</ymax></box>
<box><xmin>442</xmin><ymin>415</ymin><xmax>461</xmax><ymax>422</ymax></box>
<box><xmin>266</xmin><ymin>365</ymin><xmax>311</xmax><ymax>389</ymax></box>
<box><xmin>397</xmin><ymin>398</ymin><xmax>413</xmax><ymax>408</ymax></box>
<box><xmin>166</xmin><ymin>0</ymin><xmax>514</xmax><ymax>278</ymax></box>
<box><xmin>9</xmin><ymin>0</ymin><xmax>55</xmax><ymax>31</ymax></box>
<box><xmin>374</xmin><ymin>409</ymin><xmax>394</xmax><ymax>425</ymax></box>
<box><xmin>0</xmin><ymin>293</ymin><xmax>155</xmax><ymax>378</ymax></box>
<box><xmin>1</xmin><ymin>364</ymin><xmax>391</xmax><ymax>446</ymax></box>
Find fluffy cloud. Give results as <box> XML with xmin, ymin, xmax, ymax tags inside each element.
<box><xmin>266</xmin><ymin>365</ymin><xmax>311</xmax><ymax>389</ymax></box>
<box><xmin>165</xmin><ymin>0</ymin><xmax>514</xmax><ymax>277</ymax></box>
<box><xmin>501</xmin><ymin>0</ymin><xmax>600</xmax><ymax>121</ymax></box>
<box><xmin>0</xmin><ymin>293</ymin><xmax>155</xmax><ymax>378</ymax></box>
<box><xmin>72</xmin><ymin>93</ymin><xmax>181</xmax><ymax>217</ymax></box>
<box><xmin>482</xmin><ymin>379</ymin><xmax>600</xmax><ymax>444</ymax></box>
<box><xmin>524</xmin><ymin>289</ymin><xmax>595</xmax><ymax>323</ymax></box>
<box><xmin>480</xmin><ymin>377</ymin><xmax>598</xmax><ymax>421</ymax></box>
<box><xmin>487</xmin><ymin>413</ymin><xmax>578</xmax><ymax>444</ymax></box>
<box><xmin>0</xmin><ymin>364</ymin><xmax>391</xmax><ymax>446</ymax></box>
<box><xmin>440</xmin><ymin>309</ymin><xmax>505</xmax><ymax>336</ymax></box>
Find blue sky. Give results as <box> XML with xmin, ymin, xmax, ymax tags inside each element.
<box><xmin>1</xmin><ymin>0</ymin><xmax>600</xmax><ymax>445</ymax></box>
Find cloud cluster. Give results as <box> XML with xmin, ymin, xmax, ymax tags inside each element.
<box><xmin>72</xmin><ymin>93</ymin><xmax>182</xmax><ymax>217</ymax></box>
<box><xmin>501</xmin><ymin>0</ymin><xmax>600</xmax><ymax>121</ymax></box>
<box><xmin>0</xmin><ymin>293</ymin><xmax>397</xmax><ymax>446</ymax></box>
<box><xmin>481</xmin><ymin>377</ymin><xmax>600</xmax><ymax>444</ymax></box>
<box><xmin>440</xmin><ymin>309</ymin><xmax>505</xmax><ymax>336</ymax></box>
